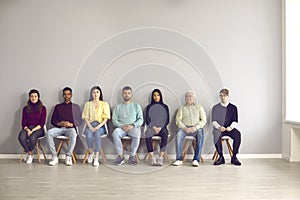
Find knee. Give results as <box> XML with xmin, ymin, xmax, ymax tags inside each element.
<box><xmin>70</xmin><ymin>131</ymin><xmax>77</xmax><ymax>139</ymax></box>
<box><xmin>176</xmin><ymin>129</ymin><xmax>184</xmax><ymax>138</ymax></box>
<box><xmin>234</xmin><ymin>129</ymin><xmax>241</xmax><ymax>138</ymax></box>
<box><xmin>145</xmin><ymin>137</ymin><xmax>152</xmax><ymax>143</ymax></box>
<box><xmin>131</xmin><ymin>128</ymin><xmax>141</xmax><ymax>138</ymax></box>
<box><xmin>47</xmin><ymin>129</ymin><xmax>54</xmax><ymax>138</ymax></box>
<box><xmin>112</xmin><ymin>128</ymin><xmax>121</xmax><ymax>139</ymax></box>
<box><xmin>28</xmin><ymin>135</ymin><xmax>37</xmax><ymax>143</ymax></box>
<box><xmin>85</xmin><ymin>129</ymin><xmax>92</xmax><ymax>138</ymax></box>
<box><xmin>18</xmin><ymin>130</ymin><xmax>26</xmax><ymax>141</ymax></box>
<box><xmin>197</xmin><ymin>129</ymin><xmax>204</xmax><ymax>138</ymax></box>
<box><xmin>160</xmin><ymin>131</ymin><xmax>168</xmax><ymax>141</ymax></box>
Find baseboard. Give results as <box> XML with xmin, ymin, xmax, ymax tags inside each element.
<box><xmin>0</xmin><ymin>153</ymin><xmax>282</xmax><ymax>160</ymax></box>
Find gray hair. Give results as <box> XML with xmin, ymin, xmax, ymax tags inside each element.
<box><xmin>185</xmin><ymin>90</ymin><xmax>196</xmax><ymax>97</ymax></box>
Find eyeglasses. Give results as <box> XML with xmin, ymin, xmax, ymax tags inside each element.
<box><xmin>219</xmin><ymin>94</ymin><xmax>228</xmax><ymax>97</ymax></box>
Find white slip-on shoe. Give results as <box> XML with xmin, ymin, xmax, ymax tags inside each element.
<box><xmin>49</xmin><ymin>156</ymin><xmax>59</xmax><ymax>166</ymax></box>
<box><xmin>173</xmin><ymin>160</ymin><xmax>183</xmax><ymax>166</ymax></box>
<box><xmin>192</xmin><ymin>160</ymin><xmax>199</xmax><ymax>167</ymax></box>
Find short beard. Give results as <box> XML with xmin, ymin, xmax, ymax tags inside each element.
<box><xmin>123</xmin><ymin>97</ymin><xmax>131</xmax><ymax>102</ymax></box>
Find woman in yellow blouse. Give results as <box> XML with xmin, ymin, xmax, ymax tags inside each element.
<box><xmin>82</xmin><ymin>86</ymin><xmax>110</xmax><ymax>167</ymax></box>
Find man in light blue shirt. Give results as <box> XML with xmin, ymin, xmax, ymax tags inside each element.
<box><xmin>112</xmin><ymin>86</ymin><xmax>143</xmax><ymax>165</ymax></box>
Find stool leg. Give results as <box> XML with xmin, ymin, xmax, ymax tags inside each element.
<box><xmin>182</xmin><ymin>141</ymin><xmax>190</xmax><ymax>162</ymax></box>
<box><xmin>225</xmin><ymin>139</ymin><xmax>233</xmax><ymax>157</ymax></box>
<box><xmin>36</xmin><ymin>143</ymin><xmax>41</xmax><ymax>163</ymax></box>
<box><xmin>200</xmin><ymin>155</ymin><xmax>204</xmax><ymax>163</ymax></box>
<box><xmin>39</xmin><ymin>141</ymin><xmax>47</xmax><ymax>162</ymax></box>
<box><xmin>122</xmin><ymin>140</ymin><xmax>126</xmax><ymax>149</ymax></box>
<box><xmin>20</xmin><ymin>150</ymin><xmax>25</xmax><ymax>163</ymax></box>
<box><xmin>100</xmin><ymin>147</ymin><xmax>106</xmax><ymax>164</ymax></box>
<box><xmin>144</xmin><ymin>153</ymin><xmax>149</xmax><ymax>160</ymax></box>
<box><xmin>164</xmin><ymin>152</ymin><xmax>171</xmax><ymax>164</ymax></box>
<box><xmin>56</xmin><ymin>140</ymin><xmax>63</xmax><ymax>157</ymax></box>
<box><xmin>212</xmin><ymin>150</ymin><xmax>218</xmax><ymax>161</ymax></box>
<box><xmin>83</xmin><ymin>150</ymin><xmax>89</xmax><ymax>164</ymax></box>
<box><xmin>135</xmin><ymin>154</ymin><xmax>140</xmax><ymax>164</ymax></box>
<box><xmin>72</xmin><ymin>152</ymin><xmax>77</xmax><ymax>164</ymax></box>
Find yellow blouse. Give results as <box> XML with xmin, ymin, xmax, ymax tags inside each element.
<box><xmin>82</xmin><ymin>101</ymin><xmax>110</xmax><ymax>123</ymax></box>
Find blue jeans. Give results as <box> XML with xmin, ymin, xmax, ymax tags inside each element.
<box><xmin>85</xmin><ymin>121</ymin><xmax>107</xmax><ymax>153</ymax></box>
<box><xmin>175</xmin><ymin>128</ymin><xmax>204</xmax><ymax>162</ymax></box>
<box><xmin>46</xmin><ymin>127</ymin><xmax>77</xmax><ymax>157</ymax></box>
<box><xmin>112</xmin><ymin>127</ymin><xmax>141</xmax><ymax>156</ymax></box>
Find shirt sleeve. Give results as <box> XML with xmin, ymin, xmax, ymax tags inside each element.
<box><xmin>82</xmin><ymin>102</ymin><xmax>90</xmax><ymax>120</ymax></box>
<box><xmin>39</xmin><ymin>106</ymin><xmax>46</xmax><ymax>128</ymax></box>
<box><xmin>231</xmin><ymin>105</ymin><xmax>238</xmax><ymax>127</ymax></box>
<box><xmin>230</xmin><ymin>121</ymin><xmax>238</xmax><ymax>129</ymax></box>
<box><xmin>163</xmin><ymin>104</ymin><xmax>170</xmax><ymax>128</ymax></box>
<box><xmin>212</xmin><ymin>121</ymin><xmax>221</xmax><ymax>129</ymax></box>
<box><xmin>73</xmin><ymin>104</ymin><xmax>83</xmax><ymax>127</ymax></box>
<box><xmin>21</xmin><ymin>107</ymin><xmax>27</xmax><ymax>128</ymax></box>
<box><xmin>145</xmin><ymin>105</ymin><xmax>151</xmax><ymax>126</ymax></box>
<box><xmin>102</xmin><ymin>102</ymin><xmax>111</xmax><ymax>120</ymax></box>
<box><xmin>133</xmin><ymin>104</ymin><xmax>143</xmax><ymax>128</ymax></box>
<box><xmin>51</xmin><ymin>105</ymin><xmax>59</xmax><ymax>127</ymax></box>
<box><xmin>112</xmin><ymin>106</ymin><xmax>123</xmax><ymax>128</ymax></box>
<box><xmin>176</xmin><ymin>107</ymin><xmax>186</xmax><ymax>129</ymax></box>
<box><xmin>211</xmin><ymin>105</ymin><xmax>221</xmax><ymax>129</ymax></box>
<box><xmin>195</xmin><ymin>105</ymin><xmax>207</xmax><ymax>130</ymax></box>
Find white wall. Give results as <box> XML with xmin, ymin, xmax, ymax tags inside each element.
<box><xmin>0</xmin><ymin>0</ymin><xmax>282</xmax><ymax>155</ymax></box>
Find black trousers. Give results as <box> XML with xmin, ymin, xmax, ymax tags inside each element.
<box><xmin>145</xmin><ymin>127</ymin><xmax>168</xmax><ymax>153</ymax></box>
<box><xmin>213</xmin><ymin>128</ymin><xmax>241</xmax><ymax>157</ymax></box>
<box><xmin>18</xmin><ymin>126</ymin><xmax>45</xmax><ymax>153</ymax></box>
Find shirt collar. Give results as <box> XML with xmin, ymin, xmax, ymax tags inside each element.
<box><xmin>221</xmin><ymin>102</ymin><xmax>229</xmax><ymax>107</ymax></box>
<box><xmin>63</xmin><ymin>101</ymin><xmax>72</xmax><ymax>105</ymax></box>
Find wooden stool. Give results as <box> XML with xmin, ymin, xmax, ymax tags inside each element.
<box><xmin>144</xmin><ymin>135</ymin><xmax>171</xmax><ymax>164</ymax></box>
<box><xmin>212</xmin><ymin>136</ymin><xmax>233</xmax><ymax>160</ymax></box>
<box><xmin>182</xmin><ymin>136</ymin><xmax>204</xmax><ymax>163</ymax></box>
<box><xmin>121</xmin><ymin>136</ymin><xmax>140</xmax><ymax>163</ymax></box>
<box><xmin>82</xmin><ymin>134</ymin><xmax>107</xmax><ymax>164</ymax></box>
<box><xmin>56</xmin><ymin>135</ymin><xmax>77</xmax><ymax>164</ymax></box>
<box><xmin>19</xmin><ymin>136</ymin><xmax>46</xmax><ymax>163</ymax></box>
<box><xmin>81</xmin><ymin>124</ymin><xmax>109</xmax><ymax>164</ymax></box>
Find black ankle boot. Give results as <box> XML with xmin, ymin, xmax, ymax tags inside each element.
<box><xmin>231</xmin><ymin>156</ymin><xmax>241</xmax><ymax>166</ymax></box>
<box><xmin>214</xmin><ymin>156</ymin><xmax>225</xmax><ymax>165</ymax></box>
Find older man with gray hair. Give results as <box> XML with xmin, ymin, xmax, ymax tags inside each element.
<box><xmin>173</xmin><ymin>90</ymin><xmax>207</xmax><ymax>167</ymax></box>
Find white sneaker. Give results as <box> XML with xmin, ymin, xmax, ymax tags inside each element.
<box><xmin>157</xmin><ymin>157</ymin><xmax>163</xmax><ymax>166</ymax></box>
<box><xmin>65</xmin><ymin>156</ymin><xmax>72</xmax><ymax>166</ymax></box>
<box><xmin>173</xmin><ymin>160</ymin><xmax>183</xmax><ymax>166</ymax></box>
<box><xmin>93</xmin><ymin>158</ymin><xmax>99</xmax><ymax>167</ymax></box>
<box><xmin>49</xmin><ymin>156</ymin><xmax>59</xmax><ymax>166</ymax></box>
<box><xmin>87</xmin><ymin>152</ymin><xmax>94</xmax><ymax>164</ymax></box>
<box><xmin>26</xmin><ymin>154</ymin><xmax>33</xmax><ymax>164</ymax></box>
<box><xmin>23</xmin><ymin>154</ymin><xmax>28</xmax><ymax>162</ymax></box>
<box><xmin>192</xmin><ymin>160</ymin><xmax>199</xmax><ymax>167</ymax></box>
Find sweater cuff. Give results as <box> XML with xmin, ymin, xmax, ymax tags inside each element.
<box><xmin>212</xmin><ymin>121</ymin><xmax>221</xmax><ymax>129</ymax></box>
<box><xmin>230</xmin><ymin>122</ymin><xmax>238</xmax><ymax>129</ymax></box>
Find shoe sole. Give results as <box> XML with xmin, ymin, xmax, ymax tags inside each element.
<box><xmin>213</xmin><ymin>162</ymin><xmax>225</xmax><ymax>166</ymax></box>
<box><xmin>173</xmin><ymin>163</ymin><xmax>182</xmax><ymax>166</ymax></box>
<box><xmin>49</xmin><ymin>162</ymin><xmax>59</xmax><ymax>166</ymax></box>
<box><xmin>128</xmin><ymin>161</ymin><xmax>138</xmax><ymax>165</ymax></box>
<box><xmin>114</xmin><ymin>160</ymin><xmax>125</xmax><ymax>166</ymax></box>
